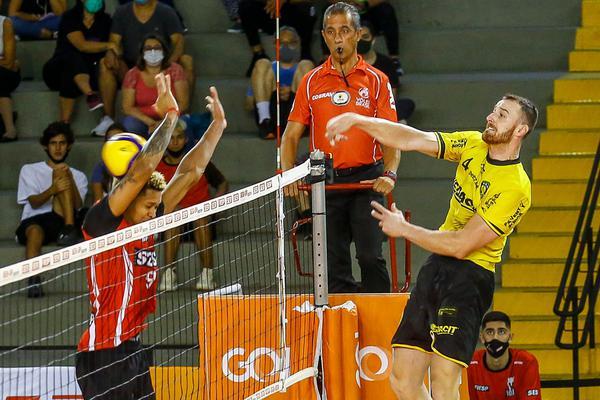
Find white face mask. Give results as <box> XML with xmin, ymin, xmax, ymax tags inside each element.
<box><xmin>143</xmin><ymin>49</ymin><xmax>164</xmax><ymax>66</ymax></box>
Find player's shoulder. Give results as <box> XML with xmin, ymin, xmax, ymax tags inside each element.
<box><xmin>20</xmin><ymin>161</ymin><xmax>47</xmax><ymax>175</ymax></box>
<box><xmin>469</xmin><ymin>348</ymin><xmax>486</xmax><ymax>366</ymax></box>
<box><xmin>511</xmin><ymin>348</ymin><xmax>539</xmax><ymax>365</ymax></box>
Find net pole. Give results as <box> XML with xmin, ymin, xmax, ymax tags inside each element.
<box><xmin>310</xmin><ymin>150</ymin><xmax>328</xmax><ymax>307</ymax></box>
<box><xmin>275</xmin><ymin>0</ymin><xmax>282</xmax><ymax>171</ymax></box>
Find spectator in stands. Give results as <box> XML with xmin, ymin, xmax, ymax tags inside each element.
<box><xmin>157</xmin><ymin>120</ymin><xmax>228</xmax><ymax>291</ymax></box>
<box><xmin>91</xmin><ymin>0</ymin><xmax>192</xmax><ymax>136</ymax></box>
<box><xmin>358</xmin><ymin>22</ymin><xmax>414</xmax><ymax>123</ymax></box>
<box><xmin>8</xmin><ymin>0</ymin><xmax>66</xmax><ymax>40</ymax></box>
<box><xmin>15</xmin><ymin>122</ymin><xmax>88</xmax><ymax>298</ymax></box>
<box><xmin>334</xmin><ymin>0</ymin><xmax>399</xmax><ymax>58</ymax></box>
<box><xmin>249</xmin><ymin>26</ymin><xmax>313</xmax><ymax>139</ymax></box>
<box><xmin>42</xmin><ymin>0</ymin><xmax>113</xmax><ymax>124</ymax></box>
<box><xmin>238</xmin><ymin>0</ymin><xmax>316</xmax><ymax>76</ymax></box>
<box><xmin>221</xmin><ymin>0</ymin><xmax>242</xmax><ymax>33</ymax></box>
<box><xmin>90</xmin><ymin>122</ymin><xmax>124</xmax><ymax>203</ymax></box>
<box><xmin>118</xmin><ymin>0</ymin><xmax>187</xmax><ymax>33</ymax></box>
<box><xmin>121</xmin><ymin>34</ymin><xmax>189</xmax><ymax>137</ymax></box>
<box><xmin>468</xmin><ymin>311</ymin><xmax>542</xmax><ymax>399</ymax></box>
<box><xmin>0</xmin><ymin>8</ymin><xmax>21</xmax><ymax>142</ymax></box>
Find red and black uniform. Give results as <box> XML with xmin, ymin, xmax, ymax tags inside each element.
<box><xmin>75</xmin><ymin>196</ymin><xmax>163</xmax><ymax>399</ymax></box>
<box><xmin>155</xmin><ymin>161</ymin><xmax>225</xmax><ymax>208</ymax></box>
<box><xmin>468</xmin><ymin>348</ymin><xmax>542</xmax><ymax>400</ymax></box>
<box><xmin>288</xmin><ymin>55</ymin><xmax>397</xmax><ymax>293</ymax></box>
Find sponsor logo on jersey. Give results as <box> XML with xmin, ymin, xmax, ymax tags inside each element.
<box><xmin>482</xmin><ymin>192</ymin><xmax>501</xmax><ymax>212</ymax></box>
<box><xmin>527</xmin><ymin>389</ymin><xmax>540</xmax><ymax>396</ymax></box>
<box><xmin>474</xmin><ymin>385</ymin><xmax>489</xmax><ymax>392</ymax></box>
<box><xmin>506</xmin><ymin>376</ymin><xmax>515</xmax><ymax>397</ymax></box>
<box><xmin>358</xmin><ymin>87</ymin><xmax>369</xmax><ymax>98</ymax></box>
<box><xmin>135</xmin><ymin>248</ymin><xmax>158</xmax><ymax>267</ymax></box>
<box><xmin>331</xmin><ymin>90</ymin><xmax>350</xmax><ymax>106</ymax></box>
<box><xmin>452</xmin><ymin>138</ymin><xmax>468</xmax><ymax>149</ymax></box>
<box><xmin>504</xmin><ymin>199</ymin><xmax>528</xmax><ymax>230</ymax></box>
<box><xmin>480</xmin><ymin>180</ymin><xmax>491</xmax><ymax>197</ymax></box>
<box><xmin>355</xmin><ymin>97</ymin><xmax>370</xmax><ymax>109</ymax></box>
<box><xmin>430</xmin><ymin>323</ymin><xmax>459</xmax><ymax>335</ymax></box>
<box><xmin>453</xmin><ymin>179</ymin><xmax>475</xmax><ymax>212</ymax></box>
<box><xmin>311</xmin><ymin>91</ymin><xmax>334</xmax><ymax>101</ymax></box>
<box><xmin>438</xmin><ymin>307</ymin><xmax>457</xmax><ymax>316</ymax></box>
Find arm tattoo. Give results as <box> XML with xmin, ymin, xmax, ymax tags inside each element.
<box><xmin>137</xmin><ymin>116</ymin><xmax>177</xmax><ymax>161</ymax></box>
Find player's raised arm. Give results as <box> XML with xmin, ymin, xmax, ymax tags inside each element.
<box><xmin>162</xmin><ymin>86</ymin><xmax>227</xmax><ymax>214</ymax></box>
<box><xmin>108</xmin><ymin>73</ymin><xmax>179</xmax><ymax>217</ymax></box>
<box><xmin>326</xmin><ymin>112</ymin><xmax>440</xmax><ymax>158</ymax></box>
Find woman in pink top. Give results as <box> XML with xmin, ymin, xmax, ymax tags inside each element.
<box><xmin>121</xmin><ymin>33</ymin><xmax>189</xmax><ymax>137</ymax></box>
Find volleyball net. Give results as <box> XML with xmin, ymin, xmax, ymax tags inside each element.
<box><xmin>0</xmin><ymin>156</ymin><xmax>322</xmax><ymax>399</ymax></box>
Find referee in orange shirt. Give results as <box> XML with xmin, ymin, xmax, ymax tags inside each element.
<box><xmin>282</xmin><ymin>2</ymin><xmax>400</xmax><ymax>293</ymax></box>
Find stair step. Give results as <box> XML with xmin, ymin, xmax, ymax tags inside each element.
<box><xmin>583</xmin><ymin>0</ymin><xmax>600</xmax><ymax>27</ymax></box>
<box><xmin>569</xmin><ymin>50</ymin><xmax>600</xmax><ymax>72</ymax></box>
<box><xmin>532</xmin><ymin>156</ymin><xmax>595</xmax><ymax>180</ymax></box>
<box><xmin>518</xmin><ymin>208</ymin><xmax>600</xmax><ymax>234</ymax></box>
<box><xmin>539</xmin><ymin>130</ymin><xmax>600</xmax><ymax>155</ymax></box>
<box><xmin>530</xmin><ymin>347</ymin><xmax>600</xmax><ymax>375</ymax></box>
<box><xmin>532</xmin><ymin>181</ymin><xmax>589</xmax><ymax>207</ymax></box>
<box><xmin>509</xmin><ymin>234</ymin><xmax>576</xmax><ymax>260</ymax></box>
<box><xmin>494</xmin><ymin>289</ymin><xmax>600</xmax><ymax>318</ymax></box>
<box><xmin>542</xmin><ymin>386</ymin><xmax>600</xmax><ymax>400</ymax></box>
<box><xmin>502</xmin><ymin>262</ymin><xmax>584</xmax><ymax>288</ymax></box>
<box><xmin>547</xmin><ymin>103</ymin><xmax>600</xmax><ymax>129</ymax></box>
<box><xmin>554</xmin><ymin>72</ymin><xmax>600</xmax><ymax>102</ymax></box>
<box><xmin>575</xmin><ymin>27</ymin><xmax>600</xmax><ymax>49</ymax></box>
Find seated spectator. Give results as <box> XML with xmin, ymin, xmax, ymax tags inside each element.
<box><xmin>121</xmin><ymin>34</ymin><xmax>189</xmax><ymax>137</ymax></box>
<box><xmin>468</xmin><ymin>311</ymin><xmax>542</xmax><ymax>399</ymax></box>
<box><xmin>8</xmin><ymin>0</ymin><xmax>66</xmax><ymax>40</ymax></box>
<box><xmin>156</xmin><ymin>120</ymin><xmax>228</xmax><ymax>291</ymax></box>
<box><xmin>239</xmin><ymin>0</ymin><xmax>316</xmax><ymax>76</ymax></box>
<box><xmin>91</xmin><ymin>0</ymin><xmax>193</xmax><ymax>136</ymax></box>
<box><xmin>42</xmin><ymin>0</ymin><xmax>113</xmax><ymax>124</ymax></box>
<box><xmin>15</xmin><ymin>122</ymin><xmax>88</xmax><ymax>298</ymax></box>
<box><xmin>117</xmin><ymin>0</ymin><xmax>187</xmax><ymax>33</ymax></box>
<box><xmin>221</xmin><ymin>0</ymin><xmax>242</xmax><ymax>33</ymax></box>
<box><xmin>358</xmin><ymin>22</ymin><xmax>414</xmax><ymax>123</ymax></box>
<box><xmin>0</xmin><ymin>10</ymin><xmax>21</xmax><ymax>142</ymax></box>
<box><xmin>90</xmin><ymin>122</ymin><xmax>124</xmax><ymax>203</ymax></box>
<box><xmin>250</xmin><ymin>26</ymin><xmax>313</xmax><ymax>139</ymax></box>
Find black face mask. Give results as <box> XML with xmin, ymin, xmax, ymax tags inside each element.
<box><xmin>357</xmin><ymin>39</ymin><xmax>373</xmax><ymax>55</ymax></box>
<box><xmin>485</xmin><ymin>339</ymin><xmax>509</xmax><ymax>358</ymax></box>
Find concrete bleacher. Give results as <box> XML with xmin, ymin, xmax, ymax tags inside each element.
<box><xmin>0</xmin><ymin>0</ymin><xmax>579</xmax><ymax>274</ymax></box>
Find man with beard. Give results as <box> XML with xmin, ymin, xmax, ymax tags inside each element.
<box><xmin>467</xmin><ymin>311</ymin><xmax>541</xmax><ymax>400</ymax></box>
<box><xmin>16</xmin><ymin>122</ymin><xmax>88</xmax><ymax>298</ymax></box>
<box><xmin>325</xmin><ymin>93</ymin><xmax>537</xmax><ymax>400</ymax></box>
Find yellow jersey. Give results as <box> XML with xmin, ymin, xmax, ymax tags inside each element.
<box><xmin>434</xmin><ymin>131</ymin><xmax>531</xmax><ymax>272</ymax></box>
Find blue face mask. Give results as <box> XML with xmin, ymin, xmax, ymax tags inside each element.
<box><xmin>135</xmin><ymin>0</ymin><xmax>149</xmax><ymax>4</ymax></box>
<box><xmin>84</xmin><ymin>0</ymin><xmax>102</xmax><ymax>13</ymax></box>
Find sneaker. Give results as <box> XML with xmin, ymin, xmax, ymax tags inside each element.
<box><xmin>159</xmin><ymin>268</ymin><xmax>177</xmax><ymax>292</ymax></box>
<box><xmin>258</xmin><ymin>119</ymin><xmax>275</xmax><ymax>140</ymax></box>
<box><xmin>227</xmin><ymin>21</ymin><xmax>243</xmax><ymax>34</ymax></box>
<box><xmin>27</xmin><ymin>276</ymin><xmax>44</xmax><ymax>298</ymax></box>
<box><xmin>56</xmin><ymin>225</ymin><xmax>82</xmax><ymax>246</ymax></box>
<box><xmin>91</xmin><ymin>115</ymin><xmax>114</xmax><ymax>137</ymax></box>
<box><xmin>196</xmin><ymin>268</ymin><xmax>216</xmax><ymax>291</ymax></box>
<box><xmin>246</xmin><ymin>51</ymin><xmax>268</xmax><ymax>77</ymax></box>
<box><xmin>86</xmin><ymin>92</ymin><xmax>104</xmax><ymax>111</ymax></box>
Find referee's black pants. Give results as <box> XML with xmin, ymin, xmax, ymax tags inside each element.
<box><xmin>326</xmin><ymin>162</ymin><xmax>390</xmax><ymax>293</ymax></box>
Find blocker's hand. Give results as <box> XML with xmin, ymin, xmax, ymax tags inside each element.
<box><xmin>371</xmin><ymin>201</ymin><xmax>407</xmax><ymax>238</ymax></box>
<box><xmin>153</xmin><ymin>73</ymin><xmax>179</xmax><ymax>118</ymax></box>
<box><xmin>205</xmin><ymin>86</ymin><xmax>227</xmax><ymax>128</ymax></box>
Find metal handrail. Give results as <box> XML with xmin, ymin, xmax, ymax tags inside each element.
<box><xmin>292</xmin><ymin>182</ymin><xmax>412</xmax><ymax>292</ymax></box>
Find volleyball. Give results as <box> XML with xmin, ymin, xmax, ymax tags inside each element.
<box><xmin>101</xmin><ymin>133</ymin><xmax>147</xmax><ymax>178</ymax></box>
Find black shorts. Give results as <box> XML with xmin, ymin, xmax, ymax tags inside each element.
<box><xmin>391</xmin><ymin>254</ymin><xmax>494</xmax><ymax>367</ymax></box>
<box><xmin>75</xmin><ymin>340</ymin><xmax>155</xmax><ymax>400</ymax></box>
<box><xmin>15</xmin><ymin>212</ymin><xmax>65</xmax><ymax>245</ymax></box>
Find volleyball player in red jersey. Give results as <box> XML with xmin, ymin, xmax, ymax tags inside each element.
<box><xmin>75</xmin><ymin>73</ymin><xmax>227</xmax><ymax>399</ymax></box>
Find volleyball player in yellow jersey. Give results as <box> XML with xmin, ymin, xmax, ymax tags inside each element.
<box><xmin>325</xmin><ymin>93</ymin><xmax>538</xmax><ymax>400</ymax></box>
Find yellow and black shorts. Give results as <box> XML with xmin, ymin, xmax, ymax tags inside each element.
<box><xmin>391</xmin><ymin>254</ymin><xmax>494</xmax><ymax>367</ymax></box>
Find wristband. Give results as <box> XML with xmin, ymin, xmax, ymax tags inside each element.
<box><xmin>383</xmin><ymin>170</ymin><xmax>397</xmax><ymax>182</ymax></box>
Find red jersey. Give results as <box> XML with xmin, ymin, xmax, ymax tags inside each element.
<box><xmin>288</xmin><ymin>55</ymin><xmax>397</xmax><ymax>169</ymax></box>
<box><xmin>468</xmin><ymin>349</ymin><xmax>542</xmax><ymax>400</ymax></box>
<box><xmin>78</xmin><ymin>197</ymin><xmax>161</xmax><ymax>352</ymax></box>
<box><xmin>156</xmin><ymin>159</ymin><xmax>210</xmax><ymax>208</ymax></box>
